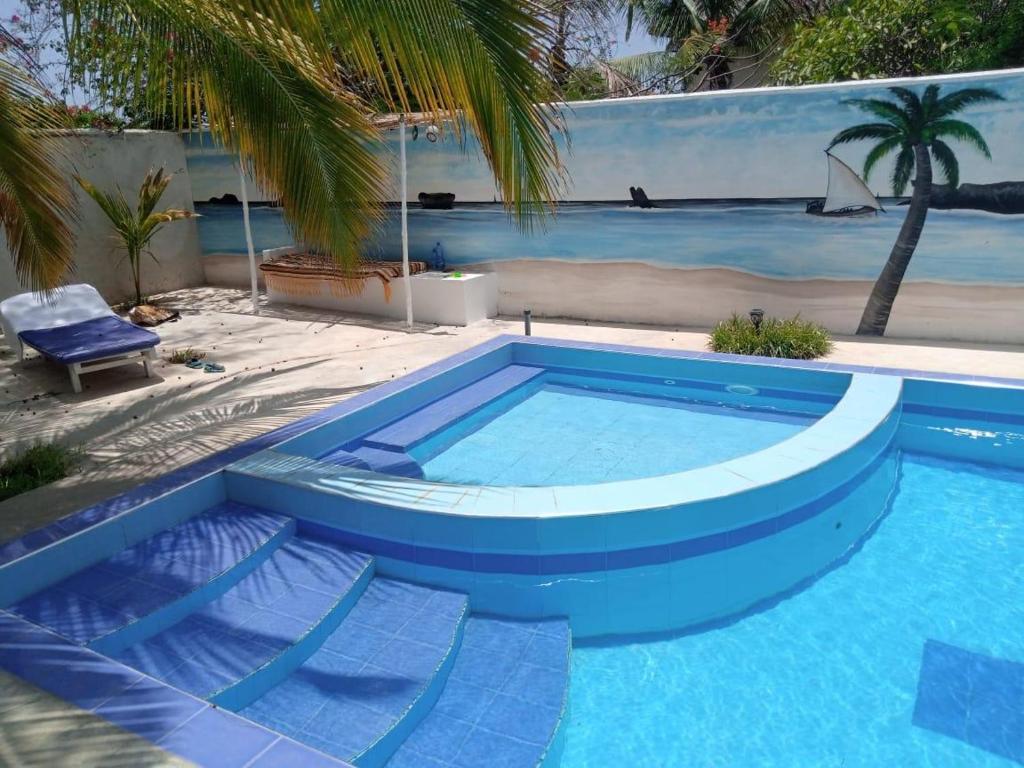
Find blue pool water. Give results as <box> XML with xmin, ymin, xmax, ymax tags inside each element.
<box><xmin>415</xmin><ymin>375</ymin><xmax>821</xmax><ymax>486</ymax></box>
<box><xmin>563</xmin><ymin>453</ymin><xmax>1024</xmax><ymax>767</ymax></box>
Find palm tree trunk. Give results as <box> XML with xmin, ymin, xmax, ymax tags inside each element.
<box><xmin>551</xmin><ymin>2</ymin><xmax>570</xmax><ymax>87</ymax></box>
<box><xmin>856</xmin><ymin>144</ymin><xmax>932</xmax><ymax>336</ymax></box>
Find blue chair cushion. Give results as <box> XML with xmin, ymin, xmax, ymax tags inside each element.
<box><xmin>19</xmin><ymin>316</ymin><xmax>159</xmax><ymax>365</ymax></box>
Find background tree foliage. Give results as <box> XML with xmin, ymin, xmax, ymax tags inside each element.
<box><xmin>772</xmin><ymin>0</ymin><xmax>1024</xmax><ymax>85</ymax></box>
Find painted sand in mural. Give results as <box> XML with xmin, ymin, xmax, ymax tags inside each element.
<box><xmin>185</xmin><ymin>69</ymin><xmax>1024</xmax><ymax>341</ymax></box>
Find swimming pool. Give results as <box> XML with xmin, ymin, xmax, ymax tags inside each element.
<box><xmin>354</xmin><ymin>367</ymin><xmax>836</xmax><ymax>486</ymax></box>
<box><xmin>0</xmin><ymin>336</ymin><xmax>1021</xmax><ymax>768</ymax></box>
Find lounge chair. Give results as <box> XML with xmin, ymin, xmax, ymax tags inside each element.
<box><xmin>0</xmin><ymin>284</ymin><xmax>159</xmax><ymax>393</ymax></box>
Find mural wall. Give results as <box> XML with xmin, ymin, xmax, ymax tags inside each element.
<box><xmin>185</xmin><ymin>69</ymin><xmax>1024</xmax><ymax>342</ymax></box>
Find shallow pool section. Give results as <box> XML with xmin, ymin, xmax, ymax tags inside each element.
<box><xmin>414</xmin><ymin>372</ymin><xmax>824</xmax><ymax>485</ymax></box>
<box><xmin>563</xmin><ymin>453</ymin><xmax>1024</xmax><ymax>767</ymax></box>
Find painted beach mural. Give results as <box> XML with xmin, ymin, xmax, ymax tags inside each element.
<box><xmin>184</xmin><ymin>69</ymin><xmax>1024</xmax><ymax>342</ymax></box>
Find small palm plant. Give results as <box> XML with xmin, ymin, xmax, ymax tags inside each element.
<box><xmin>830</xmin><ymin>84</ymin><xmax>1003</xmax><ymax>336</ymax></box>
<box><xmin>76</xmin><ymin>168</ymin><xmax>197</xmax><ymax>307</ymax></box>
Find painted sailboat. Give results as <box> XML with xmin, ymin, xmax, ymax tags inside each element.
<box><xmin>806</xmin><ymin>151</ymin><xmax>884</xmax><ymax>217</ymax></box>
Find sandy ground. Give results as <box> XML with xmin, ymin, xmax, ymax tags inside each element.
<box><xmin>1</xmin><ymin>284</ymin><xmax>1023</xmax><ymax>545</ymax></box>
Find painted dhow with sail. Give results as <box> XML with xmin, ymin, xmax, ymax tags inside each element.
<box><xmin>806</xmin><ymin>151</ymin><xmax>884</xmax><ymax>217</ymax></box>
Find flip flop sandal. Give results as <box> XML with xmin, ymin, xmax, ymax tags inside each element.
<box><xmin>185</xmin><ymin>358</ymin><xmax>204</xmax><ymax>369</ymax></box>
<box><xmin>203</xmin><ymin>362</ymin><xmax>225</xmax><ymax>373</ymax></box>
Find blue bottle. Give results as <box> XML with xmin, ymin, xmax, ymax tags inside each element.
<box><xmin>431</xmin><ymin>242</ymin><xmax>446</xmax><ymax>272</ymax></box>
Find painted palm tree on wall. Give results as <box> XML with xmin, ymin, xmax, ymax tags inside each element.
<box><xmin>830</xmin><ymin>84</ymin><xmax>1003</xmax><ymax>336</ymax></box>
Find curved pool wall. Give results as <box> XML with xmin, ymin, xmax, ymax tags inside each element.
<box><xmin>222</xmin><ymin>340</ymin><xmax>903</xmax><ymax>637</ymax></box>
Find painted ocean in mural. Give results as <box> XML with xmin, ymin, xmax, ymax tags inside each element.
<box><xmin>196</xmin><ymin>200</ymin><xmax>1023</xmax><ymax>284</ymax></box>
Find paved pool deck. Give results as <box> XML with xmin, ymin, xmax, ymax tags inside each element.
<box><xmin>1</xmin><ymin>284</ymin><xmax>1022</xmax><ymax>547</ymax></box>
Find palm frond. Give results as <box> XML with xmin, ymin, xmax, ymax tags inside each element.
<box><xmin>930</xmin><ymin>139</ymin><xmax>959</xmax><ymax>189</ymax></box>
<box><xmin>920</xmin><ymin>84</ymin><xmax>940</xmax><ymax>118</ymax></box>
<box><xmin>932</xmin><ymin>87</ymin><xmax>1004</xmax><ymax>119</ymax></box>
<box><xmin>70</xmin><ymin>0</ymin><xmax>388</xmax><ymax>267</ymax></box>
<box><xmin>930</xmin><ymin>119</ymin><xmax>992</xmax><ymax>158</ymax></box>
<box><xmin>862</xmin><ymin>135</ymin><xmax>903</xmax><ymax>182</ymax></box>
<box><xmin>887</xmin><ymin>87</ymin><xmax>923</xmax><ymax>125</ymax></box>
<box><xmin>829</xmin><ymin>122</ymin><xmax>900</xmax><ymax>148</ymax></box>
<box><xmin>322</xmin><ymin>0</ymin><xmax>566</xmax><ymax>223</ymax></box>
<box><xmin>891</xmin><ymin>145</ymin><xmax>914</xmax><ymax>196</ymax></box>
<box><xmin>841</xmin><ymin>98</ymin><xmax>911</xmax><ymax>132</ymax></box>
<box><xmin>0</xmin><ymin>60</ymin><xmax>76</xmax><ymax>292</ymax></box>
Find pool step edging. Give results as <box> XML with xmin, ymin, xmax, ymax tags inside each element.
<box><xmin>88</xmin><ymin>515</ymin><xmax>297</xmax><ymax>657</ymax></box>
<box><xmin>209</xmin><ymin>553</ymin><xmax>376</xmax><ymax>712</ymax></box>
<box><xmin>353</xmin><ymin>596</ymin><xmax>470</xmax><ymax>768</ymax></box>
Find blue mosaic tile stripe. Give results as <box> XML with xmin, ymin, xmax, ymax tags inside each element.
<box><xmin>300</xmin><ymin>444</ymin><xmax>892</xmax><ymax>577</ymax></box>
<box><xmin>3</xmin><ymin>334</ymin><xmax>1020</xmax><ymax>570</ymax></box>
<box><xmin>361</xmin><ymin>364</ymin><xmax>544</xmax><ymax>452</ymax></box>
<box><xmin>0</xmin><ymin>611</ymin><xmax>354</xmax><ymax>768</ymax></box>
<box><xmin>239</xmin><ymin>578</ymin><xmax>468</xmax><ymax>767</ymax></box>
<box><xmin>388</xmin><ymin>616</ymin><xmax>571</xmax><ymax>768</ymax></box>
<box><xmin>913</xmin><ymin>639</ymin><xmax>1024</xmax><ymax>764</ymax></box>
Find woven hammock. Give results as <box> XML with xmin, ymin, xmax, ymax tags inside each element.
<box><xmin>259</xmin><ymin>254</ymin><xmax>428</xmax><ymax>303</ymax></box>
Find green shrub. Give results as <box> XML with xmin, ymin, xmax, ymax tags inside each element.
<box><xmin>0</xmin><ymin>444</ymin><xmax>81</xmax><ymax>502</ymax></box>
<box><xmin>709</xmin><ymin>314</ymin><xmax>833</xmax><ymax>360</ymax></box>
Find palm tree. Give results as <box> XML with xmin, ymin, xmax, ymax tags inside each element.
<box><xmin>831</xmin><ymin>84</ymin><xmax>1003</xmax><ymax>336</ymax></box>
<box><xmin>76</xmin><ymin>168</ymin><xmax>196</xmax><ymax>306</ymax></box>
<box><xmin>2</xmin><ymin>0</ymin><xmax>565</xmax><ymax>292</ymax></box>
<box><xmin>0</xmin><ymin>59</ymin><xmax>76</xmax><ymax>292</ymax></box>
<box><xmin>622</xmin><ymin>0</ymin><xmax>825</xmax><ymax>90</ymax></box>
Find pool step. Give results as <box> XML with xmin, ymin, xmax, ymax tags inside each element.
<box><xmin>8</xmin><ymin>502</ymin><xmax>293</xmax><ymax>645</ymax></box>
<box><xmin>107</xmin><ymin>535</ymin><xmax>373</xmax><ymax>701</ymax></box>
<box><xmin>240</xmin><ymin>578</ymin><xmax>468</xmax><ymax>768</ymax></box>
<box><xmin>360</xmin><ymin>364</ymin><xmax>544</xmax><ymax>453</ymax></box>
<box><xmin>387</xmin><ymin>616</ymin><xmax>572</xmax><ymax>768</ymax></box>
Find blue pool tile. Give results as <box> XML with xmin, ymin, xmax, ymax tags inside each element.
<box><xmin>304</xmin><ymin>700</ymin><xmax>395</xmax><ymax>755</ymax></box>
<box><xmin>247</xmin><ymin>738</ymin><xmax>350</xmax><ymax>768</ymax></box>
<box><xmin>399</xmin><ymin>609</ymin><xmax>467</xmax><ymax>649</ymax></box>
<box><xmin>92</xmin><ymin>577</ymin><xmax>181</xmax><ymax>618</ymax></box>
<box><xmin>462</xmin><ymin>617</ymin><xmax>534</xmax><ymax>659</ymax></box>
<box><xmin>189</xmin><ymin>593</ymin><xmax>262</xmax><ymax>629</ymax></box>
<box><xmin>10</xmin><ymin>590</ymin><xmax>132</xmax><ymax>644</ymax></box>
<box><xmin>264</xmin><ymin>585</ymin><xmax>335</xmax><ymax>626</ymax></box>
<box><xmin>320</xmin><ymin>620</ymin><xmax>393</xmax><ymax>663</ymax></box>
<box><xmin>453</xmin><ymin>727</ymin><xmax>544</xmax><ymax>768</ymax></box>
<box><xmin>400</xmin><ymin>710</ymin><xmax>473</xmax><ymax>762</ymax></box>
<box><xmin>0</xmin><ymin>614</ymin><xmax>143</xmax><ymax>709</ymax></box>
<box><xmin>111</xmin><ymin>644</ymin><xmax>190</xmax><ymax>678</ymax></box>
<box><xmin>162</xmin><ymin>660</ymin><xmax>236</xmax><ymax>698</ymax></box>
<box><xmin>229</xmin><ymin>573</ymin><xmax>296</xmax><ymax>608</ymax></box>
<box><xmin>913</xmin><ymin>640</ymin><xmax>1024</xmax><ymax>764</ymax></box>
<box><xmin>450</xmin><ymin>645</ymin><xmax>521</xmax><ymax>690</ymax></box>
<box><xmin>434</xmin><ymin>678</ymin><xmax>498</xmax><ymax>723</ymax></box>
<box><xmin>479</xmin><ymin>693</ymin><xmax>561</xmax><ymax>746</ymax></box>
<box><xmin>157</xmin><ymin>706</ymin><xmax>278</xmax><ymax>767</ymax></box>
<box><xmin>371</xmin><ymin>636</ymin><xmax>449</xmax><ymax>680</ymax></box>
<box><xmin>525</xmin><ymin>631</ymin><xmax>569</xmax><ymax>670</ymax></box>
<box><xmin>93</xmin><ymin>676</ymin><xmax>206</xmax><ymax>743</ymax></box>
<box><xmin>387</xmin><ymin>749</ymin><xmax>448</xmax><ymax>768</ymax></box>
<box><xmin>501</xmin><ymin>662</ymin><xmax>566</xmax><ymax>708</ymax></box>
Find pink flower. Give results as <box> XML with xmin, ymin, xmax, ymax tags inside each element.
<box><xmin>10</xmin><ymin>14</ymin><xmax>20</xmax><ymax>23</ymax></box>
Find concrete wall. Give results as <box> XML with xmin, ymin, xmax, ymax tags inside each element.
<box><xmin>187</xmin><ymin>69</ymin><xmax>1024</xmax><ymax>342</ymax></box>
<box><xmin>0</xmin><ymin>130</ymin><xmax>203</xmax><ymax>304</ymax></box>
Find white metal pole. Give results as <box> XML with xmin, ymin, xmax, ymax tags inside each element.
<box><xmin>239</xmin><ymin>160</ymin><xmax>259</xmax><ymax>316</ymax></box>
<box><xmin>399</xmin><ymin>117</ymin><xmax>413</xmax><ymax>328</ymax></box>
